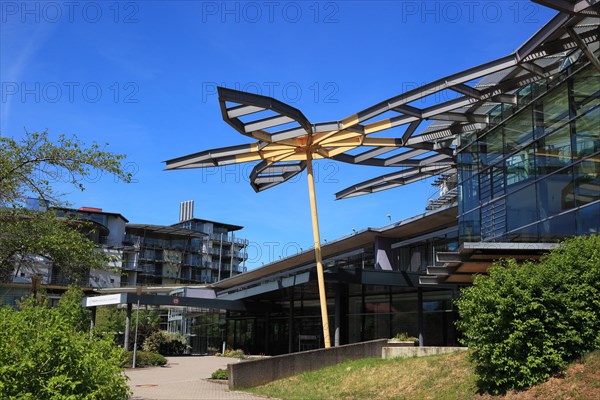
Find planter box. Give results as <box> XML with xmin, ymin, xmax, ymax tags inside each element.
<box><xmin>387</xmin><ymin>340</ymin><xmax>418</xmax><ymax>347</ymax></box>
<box><xmin>382</xmin><ymin>346</ymin><xmax>468</xmax><ymax>359</ymax></box>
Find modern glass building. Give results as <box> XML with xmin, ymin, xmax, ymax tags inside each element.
<box><xmin>458</xmin><ymin>62</ymin><xmax>599</xmax><ymax>244</ymax></box>
<box><xmin>167</xmin><ymin>1</ymin><xmax>599</xmax><ymax>355</ymax></box>
<box><xmin>179</xmin><ymin>207</ymin><xmax>461</xmax><ymax>355</ymax></box>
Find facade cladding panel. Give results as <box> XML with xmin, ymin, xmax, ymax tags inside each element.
<box><xmin>458</xmin><ymin>64</ymin><xmax>600</xmax><ymax>243</ymax></box>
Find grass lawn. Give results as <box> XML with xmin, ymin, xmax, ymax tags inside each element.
<box><xmin>244</xmin><ymin>350</ymin><xmax>600</xmax><ymax>400</ymax></box>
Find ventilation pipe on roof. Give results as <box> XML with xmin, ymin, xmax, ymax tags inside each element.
<box><xmin>180</xmin><ymin>200</ymin><xmax>194</xmax><ymax>222</ymax></box>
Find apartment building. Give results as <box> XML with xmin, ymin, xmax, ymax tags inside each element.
<box><xmin>120</xmin><ymin>201</ymin><xmax>248</xmax><ymax>286</ymax></box>
<box><xmin>2</xmin><ymin>201</ymin><xmax>248</xmax><ymax>304</ymax></box>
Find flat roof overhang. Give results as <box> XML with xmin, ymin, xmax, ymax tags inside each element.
<box><xmin>125</xmin><ymin>224</ymin><xmax>207</xmax><ymax>238</ymax></box>
<box><xmin>53</xmin><ymin>206</ymin><xmax>129</xmax><ymax>223</ymax></box>
<box><xmin>420</xmin><ymin>242</ymin><xmax>560</xmax><ymax>285</ymax></box>
<box><xmin>212</xmin><ymin>206</ymin><xmax>457</xmax><ymax>299</ymax></box>
<box><xmin>174</xmin><ymin>218</ymin><xmax>244</xmax><ymax>232</ymax></box>
<box><xmin>83</xmin><ymin>292</ymin><xmax>277</xmax><ymax>312</ymax></box>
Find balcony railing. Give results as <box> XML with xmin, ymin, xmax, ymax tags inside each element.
<box><xmin>207</xmin><ymin>233</ymin><xmax>248</xmax><ymax>246</ymax></box>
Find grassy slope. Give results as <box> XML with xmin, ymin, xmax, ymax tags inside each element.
<box><xmin>245</xmin><ymin>350</ymin><xmax>600</xmax><ymax>400</ymax></box>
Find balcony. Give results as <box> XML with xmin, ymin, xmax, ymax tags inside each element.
<box><xmin>206</xmin><ymin>247</ymin><xmax>221</xmax><ymax>256</ymax></box>
<box><xmin>208</xmin><ymin>233</ymin><xmax>249</xmax><ymax>246</ymax></box>
<box><xmin>121</xmin><ymin>263</ymin><xmax>158</xmax><ymax>275</ymax></box>
<box><xmin>121</xmin><ymin>263</ymin><xmax>137</xmax><ymax>271</ymax></box>
<box><xmin>183</xmin><ymin>255</ymin><xmax>202</xmax><ymax>266</ymax></box>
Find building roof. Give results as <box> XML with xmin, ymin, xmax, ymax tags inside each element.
<box><xmin>53</xmin><ymin>206</ymin><xmax>129</xmax><ymax>223</ymax></box>
<box><xmin>173</xmin><ymin>218</ymin><xmax>244</xmax><ymax>232</ymax></box>
<box><xmin>210</xmin><ymin>205</ymin><xmax>457</xmax><ymax>291</ymax></box>
<box><xmin>126</xmin><ymin>224</ymin><xmax>207</xmax><ymax>238</ymax></box>
<box><xmin>56</xmin><ymin>217</ymin><xmax>110</xmax><ymax>236</ymax></box>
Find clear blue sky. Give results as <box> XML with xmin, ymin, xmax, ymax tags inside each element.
<box><xmin>1</xmin><ymin>1</ymin><xmax>556</xmax><ymax>269</ymax></box>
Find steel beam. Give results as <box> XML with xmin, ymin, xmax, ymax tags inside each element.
<box><xmin>566</xmin><ymin>26</ymin><xmax>600</xmax><ymax>72</ymax></box>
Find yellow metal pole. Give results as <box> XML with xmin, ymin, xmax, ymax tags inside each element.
<box><xmin>306</xmin><ymin>152</ymin><xmax>331</xmax><ymax>348</ymax></box>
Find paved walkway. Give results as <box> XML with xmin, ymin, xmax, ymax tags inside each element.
<box><xmin>126</xmin><ymin>356</ymin><xmax>269</xmax><ymax>400</ymax></box>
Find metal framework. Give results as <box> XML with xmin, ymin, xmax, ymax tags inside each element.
<box><xmin>335</xmin><ymin>1</ymin><xmax>599</xmax><ymax>198</ymax></box>
<box><xmin>164</xmin><ymin>0</ymin><xmax>599</xmax><ymax>347</ymax></box>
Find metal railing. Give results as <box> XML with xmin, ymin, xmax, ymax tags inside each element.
<box><xmin>207</xmin><ymin>233</ymin><xmax>249</xmax><ymax>246</ymax></box>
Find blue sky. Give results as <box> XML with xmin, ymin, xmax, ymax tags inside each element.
<box><xmin>1</xmin><ymin>1</ymin><xmax>556</xmax><ymax>269</ymax></box>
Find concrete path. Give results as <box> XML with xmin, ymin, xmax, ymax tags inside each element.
<box><xmin>126</xmin><ymin>356</ymin><xmax>268</xmax><ymax>400</ymax></box>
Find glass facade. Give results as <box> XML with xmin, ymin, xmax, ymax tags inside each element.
<box><xmin>211</xmin><ymin>282</ymin><xmax>458</xmax><ymax>356</ymax></box>
<box><xmin>458</xmin><ymin>63</ymin><xmax>600</xmax><ymax>243</ymax></box>
<box><xmin>393</xmin><ymin>231</ymin><xmax>459</xmax><ymax>273</ymax></box>
<box><xmin>347</xmin><ymin>286</ymin><xmax>457</xmax><ymax>346</ymax></box>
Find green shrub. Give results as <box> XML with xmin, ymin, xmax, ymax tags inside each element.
<box><xmin>0</xmin><ymin>295</ymin><xmax>130</xmax><ymax>399</ymax></box>
<box><xmin>142</xmin><ymin>330</ymin><xmax>190</xmax><ymax>356</ymax></box>
<box><xmin>392</xmin><ymin>332</ymin><xmax>418</xmax><ymax>342</ymax></box>
<box><xmin>94</xmin><ymin>305</ymin><xmax>160</xmax><ymax>349</ymax></box>
<box><xmin>211</xmin><ymin>368</ymin><xmax>228</xmax><ymax>380</ymax></box>
<box><xmin>124</xmin><ymin>351</ymin><xmax>167</xmax><ymax>368</ymax></box>
<box><xmin>222</xmin><ymin>348</ymin><xmax>246</xmax><ymax>359</ymax></box>
<box><xmin>456</xmin><ymin>235</ymin><xmax>600</xmax><ymax>394</ymax></box>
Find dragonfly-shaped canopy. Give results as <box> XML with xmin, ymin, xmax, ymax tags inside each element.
<box><xmin>165</xmin><ymin>8</ymin><xmax>598</xmax><ymax>197</ymax></box>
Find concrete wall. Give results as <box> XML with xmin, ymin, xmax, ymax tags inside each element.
<box><xmin>382</xmin><ymin>346</ymin><xmax>468</xmax><ymax>359</ymax></box>
<box><xmin>228</xmin><ymin>339</ymin><xmax>388</xmax><ymax>389</ymax></box>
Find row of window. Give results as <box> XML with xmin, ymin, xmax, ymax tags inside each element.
<box><xmin>461</xmin><ymin>197</ymin><xmax>599</xmax><ymax>243</ymax></box>
<box><xmin>457</xmin><ymin>63</ymin><xmax>599</xmax><ymax>242</ymax></box>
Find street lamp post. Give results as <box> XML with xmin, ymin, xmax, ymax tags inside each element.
<box><xmin>132</xmin><ymin>287</ymin><xmax>142</xmax><ymax>368</ymax></box>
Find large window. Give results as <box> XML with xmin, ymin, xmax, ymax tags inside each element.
<box><xmin>506</xmin><ymin>184</ymin><xmax>538</xmax><ymax>232</ymax></box>
<box><xmin>504</xmin><ymin>106</ymin><xmax>535</xmax><ymax>154</ymax></box>
<box><xmin>460</xmin><ymin>209</ymin><xmax>480</xmax><ymax>242</ymax></box>
<box><xmin>535</xmin><ymin>126</ymin><xmax>571</xmax><ymax>176</ymax></box>
<box><xmin>539</xmin><ymin>211</ymin><xmax>577</xmax><ymax>241</ymax></box>
<box><xmin>506</xmin><ymin>144</ymin><xmax>536</xmax><ymax>189</ymax></box>
<box><xmin>480</xmin><ymin>129</ymin><xmax>504</xmax><ymax>168</ymax></box>
<box><xmin>577</xmin><ymin>202</ymin><xmax>600</xmax><ymax>236</ymax></box>
<box><xmin>536</xmin><ymin>85</ymin><xmax>570</xmax><ymax>135</ymax></box>
<box><xmin>458</xmin><ymin>63</ymin><xmax>599</xmax><ymax>243</ymax></box>
<box><xmin>537</xmin><ymin>167</ymin><xmax>574</xmax><ymax>218</ymax></box>
<box><xmin>574</xmin><ymin>158</ymin><xmax>600</xmax><ymax>207</ymax></box>
<box><xmin>575</xmin><ymin>107</ymin><xmax>600</xmax><ymax>159</ymax></box>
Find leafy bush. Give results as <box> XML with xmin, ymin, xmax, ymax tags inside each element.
<box><xmin>58</xmin><ymin>285</ymin><xmax>92</xmax><ymax>332</ymax></box>
<box><xmin>456</xmin><ymin>235</ymin><xmax>600</xmax><ymax>394</ymax></box>
<box><xmin>221</xmin><ymin>348</ymin><xmax>246</xmax><ymax>359</ymax></box>
<box><xmin>0</xmin><ymin>293</ymin><xmax>130</xmax><ymax>399</ymax></box>
<box><xmin>211</xmin><ymin>368</ymin><xmax>228</xmax><ymax>380</ymax></box>
<box><xmin>142</xmin><ymin>330</ymin><xmax>190</xmax><ymax>356</ymax></box>
<box><xmin>392</xmin><ymin>332</ymin><xmax>418</xmax><ymax>342</ymax></box>
<box><xmin>124</xmin><ymin>351</ymin><xmax>167</xmax><ymax>368</ymax></box>
<box><xmin>94</xmin><ymin>305</ymin><xmax>160</xmax><ymax>348</ymax></box>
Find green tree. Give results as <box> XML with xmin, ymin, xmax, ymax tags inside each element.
<box><xmin>0</xmin><ymin>132</ymin><xmax>134</xmax><ymax>398</ymax></box>
<box><xmin>0</xmin><ymin>295</ymin><xmax>130</xmax><ymax>399</ymax></box>
<box><xmin>58</xmin><ymin>286</ymin><xmax>91</xmax><ymax>333</ymax></box>
<box><xmin>143</xmin><ymin>330</ymin><xmax>190</xmax><ymax>356</ymax></box>
<box><xmin>456</xmin><ymin>235</ymin><xmax>600</xmax><ymax>394</ymax></box>
<box><xmin>94</xmin><ymin>305</ymin><xmax>161</xmax><ymax>348</ymax></box>
<box><xmin>1</xmin><ymin>130</ymin><xmax>131</xmax><ymax>207</ymax></box>
<box><xmin>0</xmin><ymin>210</ymin><xmax>110</xmax><ymax>283</ymax></box>
<box><xmin>0</xmin><ymin>130</ymin><xmax>132</xmax><ymax>282</ymax></box>
<box><xmin>94</xmin><ymin>305</ymin><xmax>127</xmax><ymax>335</ymax></box>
